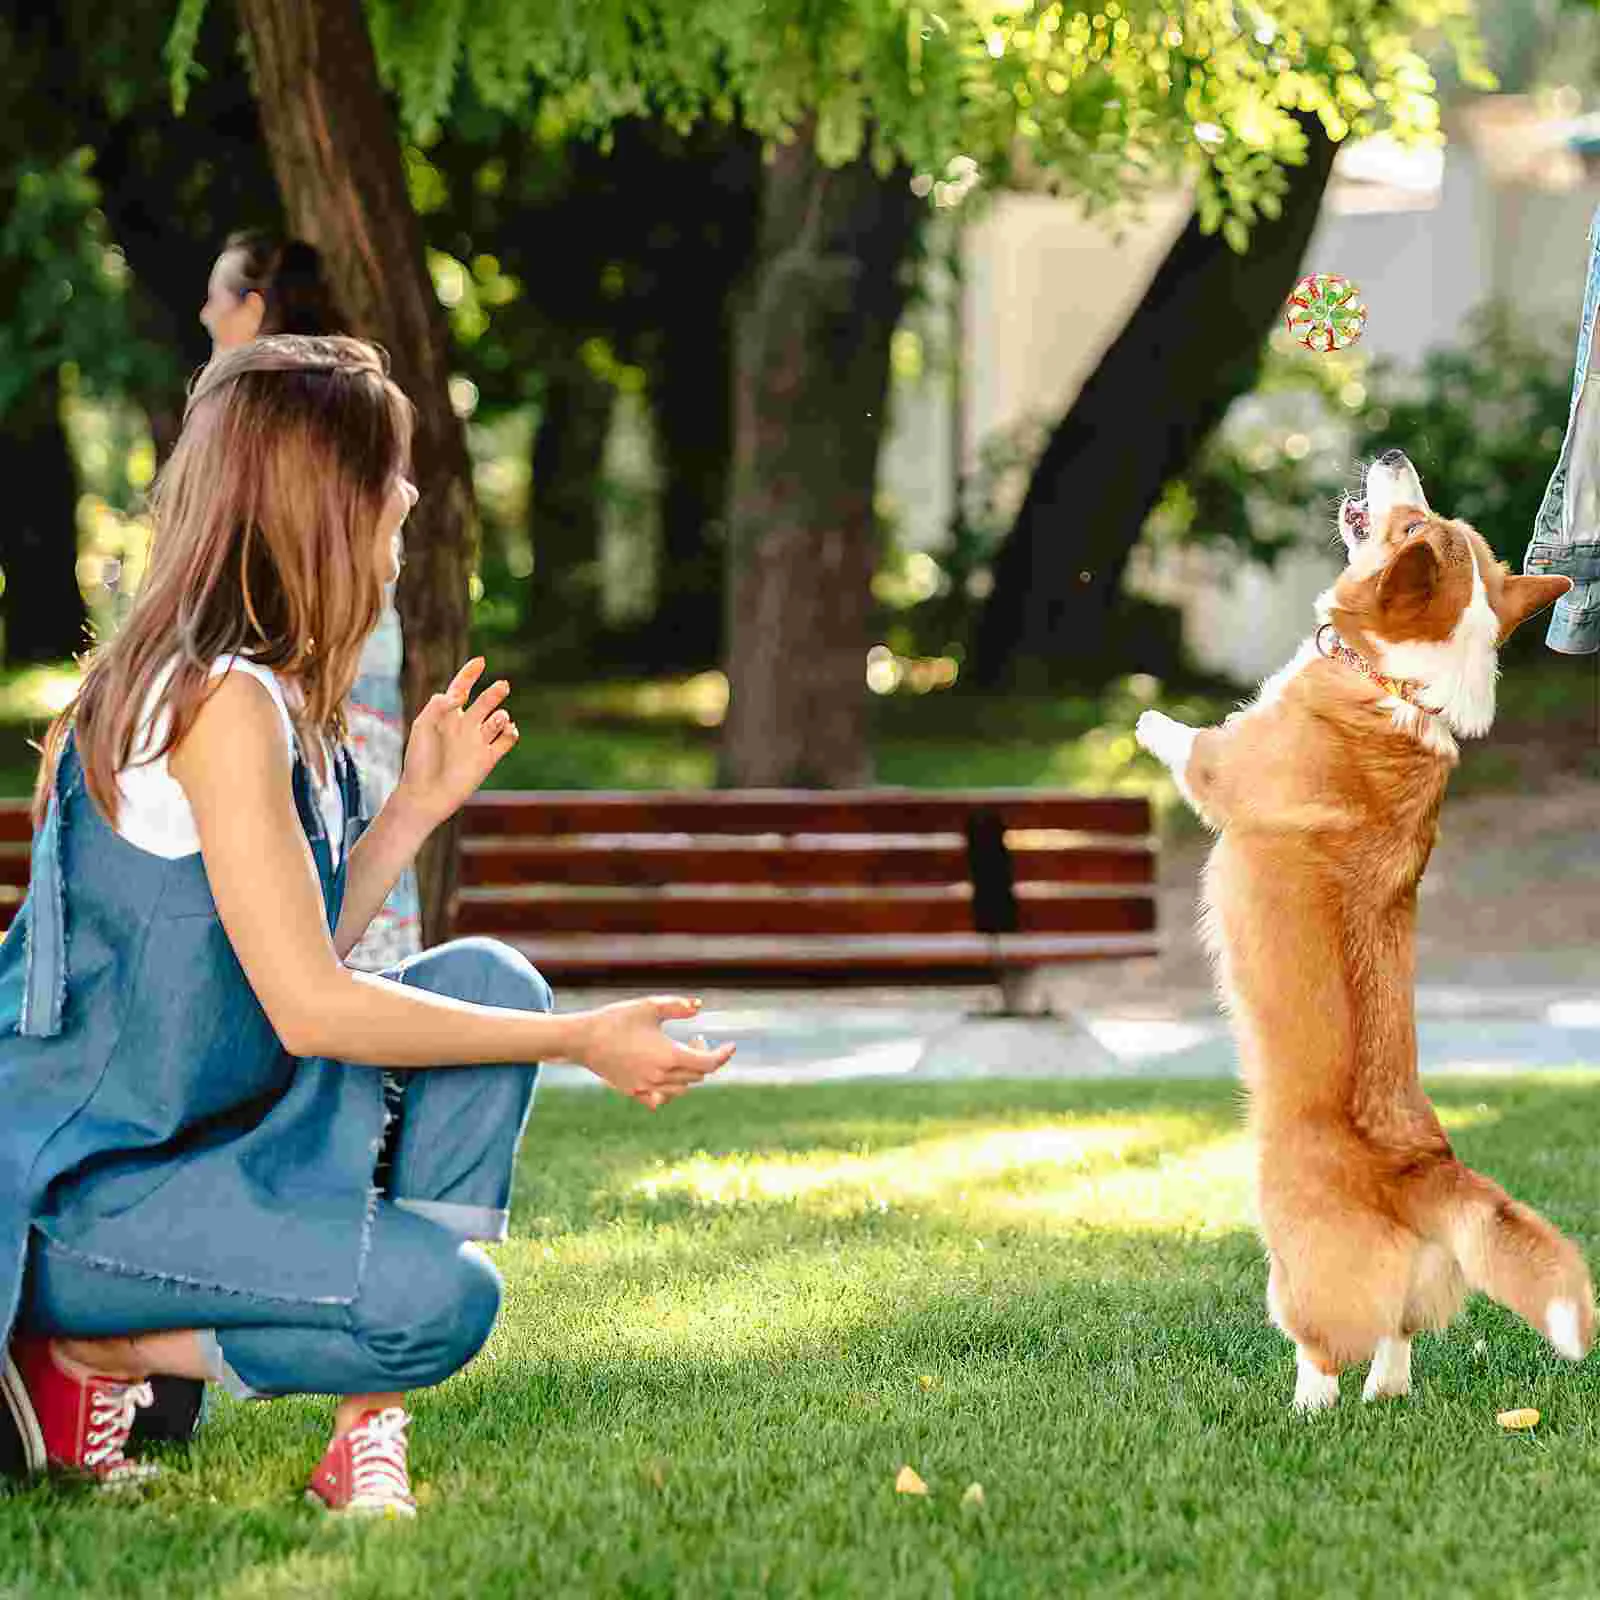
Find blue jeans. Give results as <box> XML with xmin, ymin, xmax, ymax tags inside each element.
<box><xmin>20</xmin><ymin>1204</ymin><xmax>502</xmax><ymax>1398</ymax></box>
<box><xmin>18</xmin><ymin>939</ymin><xmax>545</xmax><ymax>1398</ymax></box>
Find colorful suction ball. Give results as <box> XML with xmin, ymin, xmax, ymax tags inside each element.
<box><xmin>1284</xmin><ymin>273</ymin><xmax>1368</xmax><ymax>352</ymax></box>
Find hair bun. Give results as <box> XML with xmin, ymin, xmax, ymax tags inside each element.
<box><xmin>277</xmin><ymin>240</ymin><xmax>324</xmax><ymax>281</ymax></box>
<box><xmin>220</xmin><ymin>231</ymin><xmax>343</xmax><ymax>337</ymax></box>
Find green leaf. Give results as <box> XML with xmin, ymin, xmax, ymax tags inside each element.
<box><xmin>164</xmin><ymin>0</ymin><xmax>211</xmax><ymax>114</ymax></box>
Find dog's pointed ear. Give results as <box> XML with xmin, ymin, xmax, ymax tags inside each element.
<box><xmin>1496</xmin><ymin>573</ymin><xmax>1572</xmax><ymax>640</ymax></box>
<box><xmin>1377</xmin><ymin>536</ymin><xmax>1440</xmax><ymax>624</ymax></box>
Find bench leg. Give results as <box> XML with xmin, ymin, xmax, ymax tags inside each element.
<box><xmin>917</xmin><ymin>1002</ymin><xmax>1122</xmax><ymax>1078</ymax></box>
<box><xmin>996</xmin><ymin>967</ymin><xmax>1053</xmax><ymax>1018</ymax></box>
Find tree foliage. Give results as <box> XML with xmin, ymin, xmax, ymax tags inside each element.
<box><xmin>167</xmin><ymin>3</ymin><xmax>1486</xmax><ymax>240</ymax></box>
<box><xmin>346</xmin><ymin>0</ymin><xmax>1487</xmax><ymax>242</ymax></box>
<box><xmin>0</xmin><ymin>7</ymin><xmax>193</xmax><ymax>426</ymax></box>
<box><xmin>0</xmin><ymin>155</ymin><xmax>173</xmax><ymax>422</ymax></box>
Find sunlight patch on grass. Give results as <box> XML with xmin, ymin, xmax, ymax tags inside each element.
<box><xmin>628</xmin><ymin>1115</ymin><xmax>1210</xmax><ymax>1216</ymax></box>
<box><xmin>978</xmin><ymin>1132</ymin><xmax>1254</xmax><ymax>1235</ymax></box>
<box><xmin>481</xmin><ymin>1109</ymin><xmax>1250</xmax><ymax>1366</ymax></box>
<box><xmin>495</xmin><ymin>1242</ymin><xmax>920</xmax><ymax>1360</ymax></box>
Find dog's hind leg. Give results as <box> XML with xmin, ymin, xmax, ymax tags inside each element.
<box><xmin>1362</xmin><ymin>1241</ymin><xmax>1468</xmax><ymax>1402</ymax></box>
<box><xmin>1267</xmin><ymin>1214</ymin><xmax>1417</xmax><ymax>1412</ymax></box>
<box><xmin>1362</xmin><ymin>1336</ymin><xmax>1411</xmax><ymax>1401</ymax></box>
<box><xmin>1269</xmin><ymin>1254</ymin><xmax>1343</xmax><ymax>1412</ymax></box>
<box><xmin>1293</xmin><ymin>1346</ymin><xmax>1341</xmax><ymax>1412</ymax></box>
<box><xmin>1401</xmin><ymin>1240</ymin><xmax>1467</xmax><ymax>1337</ymax></box>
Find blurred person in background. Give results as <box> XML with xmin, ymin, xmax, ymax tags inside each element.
<box><xmin>202</xmin><ymin>231</ymin><xmax>421</xmax><ymax>969</ymax></box>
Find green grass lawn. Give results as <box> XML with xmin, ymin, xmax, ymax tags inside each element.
<box><xmin>7</xmin><ymin>1074</ymin><xmax>1600</xmax><ymax>1598</ymax></box>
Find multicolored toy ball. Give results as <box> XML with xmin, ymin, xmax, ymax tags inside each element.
<box><xmin>1284</xmin><ymin>272</ymin><xmax>1368</xmax><ymax>352</ymax></box>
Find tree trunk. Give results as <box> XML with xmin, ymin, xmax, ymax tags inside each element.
<box><xmin>235</xmin><ymin>0</ymin><xmax>475</xmax><ymax>945</ymax></box>
<box><xmin>971</xmin><ymin>116</ymin><xmax>1339</xmax><ymax>689</ymax></box>
<box><xmin>645</xmin><ymin>295</ymin><xmax>734</xmax><ymax>670</ymax></box>
<box><xmin>721</xmin><ymin>136</ymin><xmax>922</xmax><ymax>786</ymax></box>
<box><xmin>523</xmin><ymin>346</ymin><xmax>612</xmax><ymax>669</ymax></box>
<box><xmin>0</xmin><ymin>369</ymin><xmax>86</xmax><ymax>664</ymax></box>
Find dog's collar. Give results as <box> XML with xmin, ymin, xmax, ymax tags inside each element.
<box><xmin>1314</xmin><ymin>623</ymin><xmax>1430</xmax><ymax>711</ymax></box>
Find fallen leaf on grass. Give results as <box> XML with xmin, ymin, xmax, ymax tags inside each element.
<box><xmin>895</xmin><ymin>1465</ymin><xmax>929</xmax><ymax>1496</ymax></box>
<box><xmin>918</xmin><ymin>1375</ymin><xmax>937</xmax><ymax>1391</ymax></box>
<box><xmin>961</xmin><ymin>1482</ymin><xmax>986</xmax><ymax>1509</ymax></box>
<box><xmin>1497</xmin><ymin>1408</ymin><xmax>1540</xmax><ymax>1430</ymax></box>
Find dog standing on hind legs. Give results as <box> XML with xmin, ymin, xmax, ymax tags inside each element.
<box><xmin>1134</xmin><ymin>450</ymin><xmax>1595</xmax><ymax>1412</ymax></box>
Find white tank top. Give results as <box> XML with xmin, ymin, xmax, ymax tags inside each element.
<box><xmin>115</xmin><ymin>655</ymin><xmax>345</xmax><ymax>863</ymax></box>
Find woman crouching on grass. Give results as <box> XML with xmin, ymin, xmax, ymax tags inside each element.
<box><xmin>0</xmin><ymin>335</ymin><xmax>732</xmax><ymax>1515</ymax></box>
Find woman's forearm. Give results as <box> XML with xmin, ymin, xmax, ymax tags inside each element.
<box><xmin>290</xmin><ymin>964</ymin><xmax>589</xmax><ymax>1067</ymax></box>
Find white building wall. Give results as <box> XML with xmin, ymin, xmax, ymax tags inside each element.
<box><xmin>877</xmin><ymin>107</ymin><xmax>1600</xmax><ymax>685</ymax></box>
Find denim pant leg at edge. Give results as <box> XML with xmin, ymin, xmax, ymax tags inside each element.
<box><xmin>382</xmin><ymin>937</ymin><xmax>550</xmax><ymax>1242</ymax></box>
<box><xmin>20</xmin><ymin>1205</ymin><xmax>502</xmax><ymax>1400</ymax></box>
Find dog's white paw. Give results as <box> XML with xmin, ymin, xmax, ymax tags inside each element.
<box><xmin>1361</xmin><ymin>1337</ymin><xmax>1412</xmax><ymax>1401</ymax></box>
<box><xmin>1134</xmin><ymin>710</ymin><xmax>1167</xmax><ymax>754</ymax></box>
<box><xmin>1294</xmin><ymin>1373</ymin><xmax>1339</xmax><ymax>1413</ymax></box>
<box><xmin>1293</xmin><ymin>1351</ymin><xmax>1339</xmax><ymax>1413</ymax></box>
<box><xmin>1135</xmin><ymin>710</ymin><xmax>1197</xmax><ymax>774</ymax></box>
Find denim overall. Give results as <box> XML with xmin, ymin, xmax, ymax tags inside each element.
<box><xmin>0</xmin><ymin>733</ymin><xmax>548</xmax><ymax>1398</ymax></box>
<box><xmin>1524</xmin><ymin>200</ymin><xmax>1600</xmax><ymax>653</ymax></box>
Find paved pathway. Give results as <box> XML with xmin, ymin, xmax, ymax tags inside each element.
<box><xmin>538</xmin><ymin>982</ymin><xmax>1600</xmax><ymax>1089</ymax></box>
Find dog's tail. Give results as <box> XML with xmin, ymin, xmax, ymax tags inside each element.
<box><xmin>1407</xmin><ymin>1159</ymin><xmax>1595</xmax><ymax>1359</ymax></box>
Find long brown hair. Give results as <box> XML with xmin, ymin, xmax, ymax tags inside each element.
<box><xmin>37</xmin><ymin>335</ymin><xmax>414</xmax><ymax>824</ymax></box>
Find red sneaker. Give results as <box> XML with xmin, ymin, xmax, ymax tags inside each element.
<box><xmin>9</xmin><ymin>1337</ymin><xmax>157</xmax><ymax>1487</ymax></box>
<box><xmin>305</xmin><ymin>1407</ymin><xmax>416</xmax><ymax>1518</ymax></box>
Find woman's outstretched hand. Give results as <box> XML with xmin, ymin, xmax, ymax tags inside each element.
<box><xmin>395</xmin><ymin>658</ymin><xmax>518</xmax><ymax>830</ymax></box>
<box><xmin>576</xmin><ymin>997</ymin><xmax>736</xmax><ymax>1108</ymax></box>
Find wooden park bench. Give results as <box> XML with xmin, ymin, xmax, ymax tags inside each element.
<box><xmin>455</xmin><ymin>789</ymin><xmax>1156</xmax><ymax>995</ymax></box>
<box><xmin>0</xmin><ymin>789</ymin><xmax>1158</xmax><ymax>997</ymax></box>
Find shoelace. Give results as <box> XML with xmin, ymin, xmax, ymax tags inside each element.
<box><xmin>84</xmin><ymin>1380</ymin><xmax>154</xmax><ymax>1475</ymax></box>
<box><xmin>347</xmin><ymin>1407</ymin><xmax>413</xmax><ymax>1508</ymax></box>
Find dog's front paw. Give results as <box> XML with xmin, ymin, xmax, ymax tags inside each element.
<box><xmin>1136</xmin><ymin>710</ymin><xmax>1189</xmax><ymax>765</ymax></box>
<box><xmin>1134</xmin><ymin>710</ymin><xmax>1168</xmax><ymax>755</ymax></box>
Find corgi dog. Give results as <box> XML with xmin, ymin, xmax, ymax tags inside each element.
<box><xmin>1134</xmin><ymin>451</ymin><xmax>1593</xmax><ymax>1410</ymax></box>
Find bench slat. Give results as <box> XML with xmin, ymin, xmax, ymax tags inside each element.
<box><xmin>0</xmin><ymin>791</ymin><xmax>1156</xmax><ymax>841</ymax></box>
<box><xmin>463</xmin><ymin>790</ymin><xmax>1151</xmax><ymax>838</ymax></box>
<box><xmin>455</xmin><ymin>889</ymin><xmax>1153</xmax><ymax>939</ymax></box>
<box><xmin>494</xmin><ymin>930</ymin><xmax>1158</xmax><ymax>982</ymax></box>
<box><xmin>460</xmin><ymin>839</ymin><xmax>1153</xmax><ymax>890</ymax></box>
